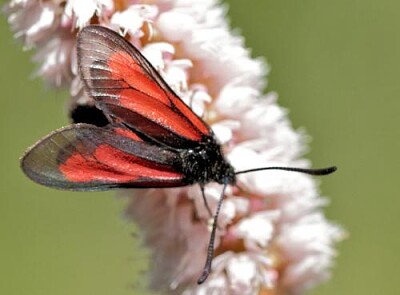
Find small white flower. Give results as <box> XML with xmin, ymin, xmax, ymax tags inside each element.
<box><xmin>64</xmin><ymin>0</ymin><xmax>114</xmax><ymax>28</ymax></box>
<box><xmin>164</xmin><ymin>59</ymin><xmax>193</xmax><ymax>93</ymax></box>
<box><xmin>142</xmin><ymin>42</ymin><xmax>176</xmax><ymax>70</ymax></box>
<box><xmin>211</xmin><ymin>120</ymin><xmax>240</xmax><ymax>145</ymax></box>
<box><xmin>186</xmin><ymin>252</ymin><xmax>276</xmax><ymax>295</ymax></box>
<box><xmin>215</xmin><ymin>82</ymin><xmax>259</xmax><ymax>118</ymax></box>
<box><xmin>111</xmin><ymin>5</ymin><xmax>158</xmax><ymax>38</ymax></box>
<box><xmin>157</xmin><ymin>10</ymin><xmax>196</xmax><ymax>42</ymax></box>
<box><xmin>182</xmin><ymin>85</ymin><xmax>212</xmax><ymax>118</ymax></box>
<box><xmin>5</xmin><ymin>1</ymin><xmax>58</xmax><ymax>48</ymax></box>
<box><xmin>233</xmin><ymin>211</ymin><xmax>280</xmax><ymax>249</ymax></box>
<box><xmin>32</xmin><ymin>30</ymin><xmax>75</xmax><ymax>87</ymax></box>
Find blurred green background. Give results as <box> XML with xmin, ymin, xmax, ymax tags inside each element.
<box><xmin>1</xmin><ymin>0</ymin><xmax>399</xmax><ymax>294</ymax></box>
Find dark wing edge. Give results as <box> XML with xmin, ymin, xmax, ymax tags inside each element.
<box><xmin>77</xmin><ymin>25</ymin><xmax>212</xmax><ymax>147</ymax></box>
<box><xmin>21</xmin><ymin>124</ymin><xmax>186</xmax><ymax>191</ymax></box>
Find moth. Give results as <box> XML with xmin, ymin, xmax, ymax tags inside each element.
<box><xmin>21</xmin><ymin>25</ymin><xmax>336</xmax><ymax>284</ymax></box>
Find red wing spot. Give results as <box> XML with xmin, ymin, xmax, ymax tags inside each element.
<box><xmin>94</xmin><ymin>145</ymin><xmax>182</xmax><ymax>178</ymax></box>
<box><xmin>107</xmin><ymin>51</ymin><xmax>210</xmax><ymax>138</ymax></box>
<box><xmin>59</xmin><ymin>145</ymin><xmax>182</xmax><ymax>183</ymax></box>
<box><xmin>119</xmin><ymin>89</ymin><xmax>203</xmax><ymax>140</ymax></box>
<box><xmin>107</xmin><ymin>51</ymin><xmax>170</xmax><ymax>105</ymax></box>
<box><xmin>113</xmin><ymin>127</ymin><xmax>142</xmax><ymax>141</ymax></box>
<box><xmin>59</xmin><ymin>152</ymin><xmax>135</xmax><ymax>183</ymax></box>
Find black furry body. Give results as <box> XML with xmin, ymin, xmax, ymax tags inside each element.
<box><xmin>179</xmin><ymin>136</ymin><xmax>236</xmax><ymax>186</ymax></box>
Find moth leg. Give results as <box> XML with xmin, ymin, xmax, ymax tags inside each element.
<box><xmin>197</xmin><ymin>179</ymin><xmax>228</xmax><ymax>284</ymax></box>
<box><xmin>200</xmin><ymin>184</ymin><xmax>213</xmax><ymax>217</ymax></box>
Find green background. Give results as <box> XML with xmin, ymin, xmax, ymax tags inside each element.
<box><xmin>1</xmin><ymin>1</ymin><xmax>398</xmax><ymax>294</ymax></box>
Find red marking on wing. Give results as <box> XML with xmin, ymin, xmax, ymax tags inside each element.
<box><xmin>118</xmin><ymin>89</ymin><xmax>203</xmax><ymax>140</ymax></box>
<box><xmin>108</xmin><ymin>52</ymin><xmax>170</xmax><ymax>104</ymax></box>
<box><xmin>107</xmin><ymin>51</ymin><xmax>205</xmax><ymax>140</ymax></box>
<box><xmin>113</xmin><ymin>127</ymin><xmax>142</xmax><ymax>141</ymax></box>
<box><xmin>60</xmin><ymin>144</ymin><xmax>182</xmax><ymax>183</ymax></box>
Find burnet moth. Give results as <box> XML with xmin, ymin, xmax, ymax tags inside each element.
<box><xmin>21</xmin><ymin>25</ymin><xmax>337</xmax><ymax>284</ymax></box>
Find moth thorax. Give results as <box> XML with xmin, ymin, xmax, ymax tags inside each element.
<box><xmin>180</xmin><ymin>141</ymin><xmax>235</xmax><ymax>185</ymax></box>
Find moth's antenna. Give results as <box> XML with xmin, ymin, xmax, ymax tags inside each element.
<box><xmin>235</xmin><ymin>166</ymin><xmax>337</xmax><ymax>176</ymax></box>
<box><xmin>197</xmin><ymin>180</ymin><xmax>228</xmax><ymax>284</ymax></box>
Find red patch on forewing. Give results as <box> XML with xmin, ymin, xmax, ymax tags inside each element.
<box><xmin>118</xmin><ymin>89</ymin><xmax>203</xmax><ymax>140</ymax></box>
<box><xmin>113</xmin><ymin>127</ymin><xmax>142</xmax><ymax>141</ymax></box>
<box><xmin>107</xmin><ymin>51</ymin><xmax>170</xmax><ymax>104</ymax></box>
<box><xmin>59</xmin><ymin>144</ymin><xmax>182</xmax><ymax>183</ymax></box>
<box><xmin>107</xmin><ymin>51</ymin><xmax>210</xmax><ymax>139</ymax></box>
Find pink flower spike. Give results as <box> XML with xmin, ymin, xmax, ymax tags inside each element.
<box><xmin>5</xmin><ymin>1</ymin><xmax>344</xmax><ymax>294</ymax></box>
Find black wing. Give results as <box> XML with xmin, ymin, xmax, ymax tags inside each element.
<box><xmin>21</xmin><ymin>124</ymin><xmax>186</xmax><ymax>191</ymax></box>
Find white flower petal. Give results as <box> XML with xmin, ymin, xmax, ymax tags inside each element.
<box><xmin>157</xmin><ymin>11</ymin><xmax>196</xmax><ymax>42</ymax></box>
<box><xmin>234</xmin><ymin>211</ymin><xmax>280</xmax><ymax>249</ymax></box>
<box><xmin>211</xmin><ymin>120</ymin><xmax>240</xmax><ymax>145</ymax></box>
<box><xmin>226</xmin><ymin>256</ymin><xmax>257</xmax><ymax>293</ymax></box>
<box><xmin>64</xmin><ymin>0</ymin><xmax>113</xmax><ymax>28</ymax></box>
<box><xmin>111</xmin><ymin>5</ymin><xmax>158</xmax><ymax>38</ymax></box>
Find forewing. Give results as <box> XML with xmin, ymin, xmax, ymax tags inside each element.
<box><xmin>21</xmin><ymin>124</ymin><xmax>186</xmax><ymax>191</ymax></box>
<box><xmin>77</xmin><ymin>25</ymin><xmax>211</xmax><ymax>148</ymax></box>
